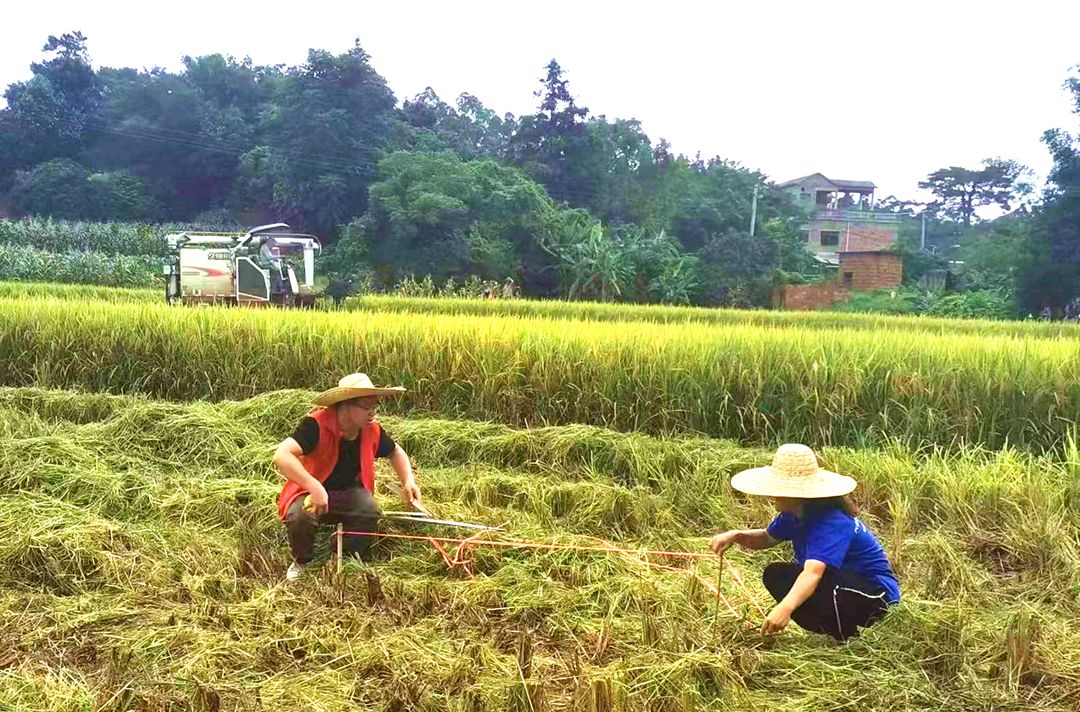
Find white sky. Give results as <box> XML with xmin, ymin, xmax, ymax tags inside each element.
<box><xmin>5</xmin><ymin>1</ymin><xmax>1080</xmax><ymax>205</ymax></box>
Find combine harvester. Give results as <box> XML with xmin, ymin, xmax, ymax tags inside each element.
<box><xmin>163</xmin><ymin>223</ymin><xmax>322</xmax><ymax>307</ymax></box>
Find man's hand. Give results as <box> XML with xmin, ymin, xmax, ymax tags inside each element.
<box><xmin>402</xmin><ymin>478</ymin><xmax>422</xmax><ymax>508</ymax></box>
<box><xmin>304</xmin><ymin>485</ymin><xmax>329</xmax><ymax>516</ymax></box>
<box><xmin>761</xmin><ymin>604</ymin><xmax>792</xmax><ymax>635</ymax></box>
<box><xmin>708</xmin><ymin>530</ymin><xmax>742</xmax><ymax>556</ymax></box>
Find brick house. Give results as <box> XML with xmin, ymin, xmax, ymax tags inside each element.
<box><xmin>773</xmin><ymin>173</ymin><xmax>903</xmax><ymax>309</ymax></box>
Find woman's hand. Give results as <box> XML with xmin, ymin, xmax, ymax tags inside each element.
<box><xmin>761</xmin><ymin>604</ymin><xmax>792</xmax><ymax>635</ymax></box>
<box><xmin>709</xmin><ymin>530</ymin><xmax>742</xmax><ymax>556</ymax></box>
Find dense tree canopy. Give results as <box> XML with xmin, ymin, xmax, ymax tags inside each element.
<box><xmin>344</xmin><ymin>150</ymin><xmax>565</xmax><ymax>290</ymax></box>
<box><xmin>2</xmin><ymin>31</ymin><xmax>1074</xmax><ymax>314</ymax></box>
<box><xmin>1022</xmin><ymin>69</ymin><xmax>1080</xmax><ymax>313</ymax></box>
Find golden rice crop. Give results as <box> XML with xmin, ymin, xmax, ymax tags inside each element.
<box><xmin>345</xmin><ymin>294</ymin><xmax>1080</xmax><ymax>339</ymax></box>
<box><xmin>0</xmin><ymin>296</ymin><xmax>1075</xmax><ymax>452</ymax></box>
<box><xmin>3</xmin><ymin>280</ymin><xmax>1079</xmax><ymax>339</ymax></box>
<box><xmin>0</xmin><ymin>281</ymin><xmax>157</xmax><ymax>304</ymax></box>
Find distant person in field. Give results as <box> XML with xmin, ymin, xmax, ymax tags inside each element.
<box><xmin>273</xmin><ymin>373</ymin><xmax>423</xmax><ymax>581</ymax></box>
<box><xmin>709</xmin><ymin>444</ymin><xmax>900</xmax><ymax>641</ymax></box>
<box><xmin>502</xmin><ymin>277</ymin><xmax>517</xmax><ymax>299</ymax></box>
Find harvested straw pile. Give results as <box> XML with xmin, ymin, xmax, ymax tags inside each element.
<box><xmin>0</xmin><ymin>387</ymin><xmax>1077</xmax><ymax>710</ymax></box>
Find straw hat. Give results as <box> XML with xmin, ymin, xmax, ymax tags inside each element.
<box><xmin>312</xmin><ymin>373</ymin><xmax>406</xmax><ymax>407</ymax></box>
<box><xmin>730</xmin><ymin>444</ymin><xmax>856</xmax><ymax>498</ymax></box>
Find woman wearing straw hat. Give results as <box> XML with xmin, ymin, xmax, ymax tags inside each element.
<box><xmin>710</xmin><ymin>444</ymin><xmax>900</xmax><ymax>641</ymax></box>
<box><xmin>273</xmin><ymin>373</ymin><xmax>421</xmax><ymax>580</ymax></box>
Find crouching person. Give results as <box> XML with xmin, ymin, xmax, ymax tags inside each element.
<box><xmin>274</xmin><ymin>373</ymin><xmax>423</xmax><ymax>580</ymax></box>
<box><xmin>710</xmin><ymin>444</ymin><xmax>900</xmax><ymax>641</ymax></box>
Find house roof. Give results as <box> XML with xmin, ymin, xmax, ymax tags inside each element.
<box><xmin>777</xmin><ymin>174</ymin><xmax>877</xmax><ymax>193</ymax></box>
<box><xmin>830</xmin><ymin>179</ymin><xmax>877</xmax><ymax>192</ymax></box>
<box><xmin>777</xmin><ymin>173</ymin><xmax>830</xmax><ymax>189</ymax></box>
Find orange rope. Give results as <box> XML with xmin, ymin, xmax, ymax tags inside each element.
<box><xmin>337</xmin><ymin>529</ymin><xmax>766</xmax><ymax>617</ymax></box>
<box><xmin>342</xmin><ymin>530</ymin><xmax>724</xmax><ymax>560</ymax></box>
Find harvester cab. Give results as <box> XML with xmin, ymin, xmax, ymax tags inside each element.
<box><xmin>164</xmin><ymin>223</ymin><xmax>322</xmax><ymax>306</ymax></box>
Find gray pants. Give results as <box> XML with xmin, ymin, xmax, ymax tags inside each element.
<box><xmin>284</xmin><ymin>487</ymin><xmax>380</xmax><ymax>564</ymax></box>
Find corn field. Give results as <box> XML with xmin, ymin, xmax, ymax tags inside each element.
<box><xmin>0</xmin><ymin>245</ymin><xmax>160</xmax><ymax>287</ymax></box>
<box><xmin>0</xmin><ymin>217</ymin><xmax>167</xmax><ymax>256</ymax></box>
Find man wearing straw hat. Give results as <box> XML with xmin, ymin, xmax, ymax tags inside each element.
<box><xmin>709</xmin><ymin>444</ymin><xmax>900</xmax><ymax>641</ymax></box>
<box><xmin>273</xmin><ymin>373</ymin><xmax>422</xmax><ymax>580</ymax></box>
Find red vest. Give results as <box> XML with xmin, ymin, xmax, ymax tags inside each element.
<box><xmin>276</xmin><ymin>407</ymin><xmax>381</xmax><ymax>520</ymax></box>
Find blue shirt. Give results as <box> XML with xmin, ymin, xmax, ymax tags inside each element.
<box><xmin>767</xmin><ymin>507</ymin><xmax>901</xmax><ymax>603</ymax></box>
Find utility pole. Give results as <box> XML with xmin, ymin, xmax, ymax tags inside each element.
<box><xmin>920</xmin><ymin>211</ymin><xmax>927</xmax><ymax>251</ymax></box>
<box><xmin>749</xmin><ymin>184</ymin><xmax>759</xmax><ymax>237</ymax></box>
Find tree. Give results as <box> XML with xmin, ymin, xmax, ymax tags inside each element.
<box><xmin>86</xmin><ymin>171</ymin><xmax>152</xmax><ymax>220</ymax></box>
<box><xmin>764</xmin><ymin>217</ymin><xmax>821</xmax><ymax>280</ymax></box>
<box><xmin>337</xmin><ymin>151</ymin><xmax>564</xmax><ymax>289</ymax></box>
<box><xmin>9</xmin><ymin>158</ymin><xmax>150</xmax><ymax>220</ymax></box>
<box><xmin>538</xmin><ymin>217</ymin><xmax>633</xmax><ymax>301</ymax></box>
<box><xmin>10</xmin><ymin>158</ymin><xmax>93</xmax><ymax>218</ymax></box>
<box><xmin>918</xmin><ymin>158</ymin><xmax>1033</xmax><ymax>226</ymax></box>
<box><xmin>1020</xmin><ymin>127</ymin><xmax>1080</xmax><ymax>314</ymax></box>
<box><xmin>243</xmin><ymin>41</ymin><xmax>397</xmax><ymax>234</ymax></box>
<box><xmin>696</xmin><ymin>230</ymin><xmax>779</xmax><ymax>307</ymax></box>
<box><xmin>1041</xmin><ymin>128</ymin><xmax>1080</xmax><ymax>265</ymax></box>
<box><xmin>1</xmin><ymin>32</ymin><xmax>101</xmax><ymax>177</ymax></box>
<box><xmin>85</xmin><ymin>67</ymin><xmax>246</xmax><ymax>220</ymax></box>
<box><xmin>957</xmin><ymin>220</ymin><xmax>1027</xmax><ymax>295</ymax></box>
<box><xmin>537</xmin><ymin>218</ymin><xmax>697</xmax><ymax>303</ymax></box>
<box><xmin>511</xmin><ymin>60</ymin><xmax>593</xmax><ymax>206</ymax></box>
<box><xmin>400</xmin><ymin>89</ymin><xmax>516</xmax><ymax>160</ymax></box>
<box><xmin>624</xmin><ymin>228</ymin><xmax>701</xmax><ymax>304</ymax></box>
<box><xmin>664</xmin><ymin>159</ymin><xmax>794</xmax><ymax>253</ymax></box>
<box><xmin>582</xmin><ymin>117</ymin><xmax>660</xmax><ymax>228</ymax></box>
<box><xmin>181</xmin><ymin>54</ymin><xmax>269</xmax><ymax>122</ymax></box>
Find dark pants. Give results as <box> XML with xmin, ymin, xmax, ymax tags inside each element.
<box><xmin>762</xmin><ymin>562</ymin><xmax>890</xmax><ymax>641</ymax></box>
<box><xmin>284</xmin><ymin>487</ymin><xmax>380</xmax><ymax>564</ymax></box>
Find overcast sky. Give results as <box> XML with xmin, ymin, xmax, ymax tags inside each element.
<box><xmin>5</xmin><ymin>1</ymin><xmax>1080</xmax><ymax>205</ymax></box>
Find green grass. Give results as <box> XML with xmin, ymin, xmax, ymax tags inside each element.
<box><xmin>0</xmin><ymin>295</ymin><xmax>1075</xmax><ymax>452</ymax></box>
<box><xmin>0</xmin><ymin>387</ymin><xmax>1076</xmax><ymax>710</ymax></box>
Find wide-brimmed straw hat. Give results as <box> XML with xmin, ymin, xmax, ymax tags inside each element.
<box><xmin>730</xmin><ymin>444</ymin><xmax>856</xmax><ymax>499</ymax></box>
<box><xmin>312</xmin><ymin>373</ymin><xmax>406</xmax><ymax>407</ymax></box>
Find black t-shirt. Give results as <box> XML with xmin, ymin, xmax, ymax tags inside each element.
<box><xmin>290</xmin><ymin>417</ymin><xmax>396</xmax><ymax>491</ymax></box>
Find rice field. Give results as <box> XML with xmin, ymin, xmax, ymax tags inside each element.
<box><xmin>343</xmin><ymin>294</ymin><xmax>1080</xmax><ymax>339</ymax></box>
<box><xmin>0</xmin><ymin>386</ymin><xmax>1076</xmax><ymax>711</ymax></box>
<box><xmin>0</xmin><ymin>284</ymin><xmax>1077</xmax><ymax>710</ymax></box>
<box><xmin>3</xmin><ymin>280</ymin><xmax>1079</xmax><ymax>339</ymax></box>
<box><xmin>0</xmin><ymin>294</ymin><xmax>1075</xmax><ymax>452</ymax></box>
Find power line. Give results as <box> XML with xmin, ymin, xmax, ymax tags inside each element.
<box><xmin>9</xmin><ymin>106</ymin><xmax>781</xmax><ymax>216</ymax></box>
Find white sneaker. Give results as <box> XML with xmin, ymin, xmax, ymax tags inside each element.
<box><xmin>285</xmin><ymin>561</ymin><xmax>308</xmax><ymax>581</ymax></box>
